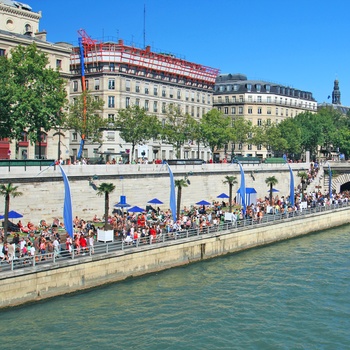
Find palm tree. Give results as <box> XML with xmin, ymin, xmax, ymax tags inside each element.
<box><xmin>96</xmin><ymin>183</ymin><xmax>116</xmax><ymax>229</ymax></box>
<box><xmin>175</xmin><ymin>179</ymin><xmax>188</xmax><ymax>220</ymax></box>
<box><xmin>0</xmin><ymin>183</ymin><xmax>23</xmax><ymax>243</ymax></box>
<box><xmin>297</xmin><ymin>171</ymin><xmax>308</xmax><ymax>196</ymax></box>
<box><xmin>223</xmin><ymin>175</ymin><xmax>237</xmax><ymax>212</ymax></box>
<box><xmin>265</xmin><ymin>176</ymin><xmax>278</xmax><ymax>204</ymax></box>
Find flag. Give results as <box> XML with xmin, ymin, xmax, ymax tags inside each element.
<box><xmin>59</xmin><ymin>165</ymin><xmax>74</xmax><ymax>237</ymax></box>
<box><xmin>77</xmin><ymin>139</ymin><xmax>84</xmax><ymax>160</ymax></box>
<box><xmin>237</xmin><ymin>161</ymin><xmax>246</xmax><ymax>215</ymax></box>
<box><xmin>165</xmin><ymin>162</ymin><xmax>177</xmax><ymax>223</ymax></box>
<box><xmin>287</xmin><ymin>163</ymin><xmax>295</xmax><ymax>207</ymax></box>
<box><xmin>328</xmin><ymin>163</ymin><xmax>332</xmax><ymax>199</ymax></box>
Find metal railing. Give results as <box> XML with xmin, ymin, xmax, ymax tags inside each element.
<box><xmin>1</xmin><ymin>200</ymin><xmax>349</xmax><ymax>273</ymax></box>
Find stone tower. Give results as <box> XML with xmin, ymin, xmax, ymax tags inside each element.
<box><xmin>332</xmin><ymin>79</ymin><xmax>341</xmax><ymax>105</ymax></box>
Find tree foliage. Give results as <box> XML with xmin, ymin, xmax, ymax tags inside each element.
<box><xmin>65</xmin><ymin>90</ymin><xmax>107</xmax><ymax>144</ymax></box>
<box><xmin>96</xmin><ymin>182</ymin><xmax>116</xmax><ymax>229</ymax></box>
<box><xmin>116</xmin><ymin>105</ymin><xmax>161</xmax><ymax>159</ymax></box>
<box><xmin>0</xmin><ymin>44</ymin><xmax>67</xmax><ymax>143</ymax></box>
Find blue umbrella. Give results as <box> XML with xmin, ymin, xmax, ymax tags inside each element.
<box><xmin>196</xmin><ymin>200</ymin><xmax>211</xmax><ymax>206</ymax></box>
<box><xmin>114</xmin><ymin>202</ymin><xmax>131</xmax><ymax>208</ymax></box>
<box><xmin>217</xmin><ymin>193</ymin><xmax>229</xmax><ymax>199</ymax></box>
<box><xmin>0</xmin><ymin>210</ymin><xmax>23</xmax><ymax>220</ymax></box>
<box><xmin>267</xmin><ymin>188</ymin><xmax>279</xmax><ymax>193</ymax></box>
<box><xmin>147</xmin><ymin>198</ymin><xmax>163</xmax><ymax>204</ymax></box>
<box><xmin>127</xmin><ymin>206</ymin><xmax>145</xmax><ymax>213</ymax></box>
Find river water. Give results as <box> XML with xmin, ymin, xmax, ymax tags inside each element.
<box><xmin>1</xmin><ymin>225</ymin><xmax>350</xmax><ymax>349</ymax></box>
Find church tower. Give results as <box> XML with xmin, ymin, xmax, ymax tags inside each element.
<box><xmin>332</xmin><ymin>79</ymin><xmax>341</xmax><ymax>105</ymax></box>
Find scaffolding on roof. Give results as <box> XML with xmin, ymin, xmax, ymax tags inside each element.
<box><xmin>71</xmin><ymin>36</ymin><xmax>219</xmax><ymax>85</ymax></box>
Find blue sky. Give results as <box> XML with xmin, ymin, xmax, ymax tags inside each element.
<box><xmin>27</xmin><ymin>0</ymin><xmax>350</xmax><ymax>105</ymax></box>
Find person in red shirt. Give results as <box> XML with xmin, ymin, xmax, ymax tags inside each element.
<box><xmin>79</xmin><ymin>234</ymin><xmax>88</xmax><ymax>255</ymax></box>
<box><xmin>149</xmin><ymin>225</ymin><xmax>157</xmax><ymax>244</ymax></box>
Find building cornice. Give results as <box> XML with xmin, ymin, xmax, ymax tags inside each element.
<box><xmin>0</xmin><ymin>4</ymin><xmax>41</xmax><ymax>20</ymax></box>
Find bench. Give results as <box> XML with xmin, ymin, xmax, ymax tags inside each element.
<box><xmin>264</xmin><ymin>158</ymin><xmax>286</xmax><ymax>164</ymax></box>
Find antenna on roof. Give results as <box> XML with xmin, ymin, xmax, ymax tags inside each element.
<box><xmin>143</xmin><ymin>4</ymin><xmax>146</xmax><ymax>49</ymax></box>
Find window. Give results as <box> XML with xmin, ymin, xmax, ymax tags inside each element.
<box><xmin>191</xmin><ymin>91</ymin><xmax>194</xmax><ymax>101</ymax></box>
<box><xmin>267</xmin><ymin>96</ymin><xmax>271</xmax><ymax>103</ymax></box>
<box><xmin>257</xmin><ymin>144</ymin><xmax>262</xmax><ymax>150</ymax></box>
<box><xmin>162</xmin><ymin>87</ymin><xmax>166</xmax><ymax>97</ymax></box>
<box><xmin>257</xmin><ymin>96</ymin><xmax>262</xmax><ymax>103</ymax></box>
<box><xmin>232</xmin><ymin>96</ymin><xmax>236</xmax><ymax>103</ymax></box>
<box><xmin>191</xmin><ymin>106</ymin><xmax>194</xmax><ymax>116</ymax></box>
<box><xmin>162</xmin><ymin>102</ymin><xmax>166</xmax><ymax>113</ymax></box>
<box><xmin>267</xmin><ymin>119</ymin><xmax>271</xmax><ymax>125</ymax></box>
<box><xmin>169</xmin><ymin>88</ymin><xmax>174</xmax><ymax>98</ymax></box>
<box><xmin>238</xmin><ymin>143</ymin><xmax>243</xmax><ymax>150</ymax></box>
<box><xmin>109</xmin><ymin>63</ymin><xmax>115</xmax><ymax>71</ymax></box>
<box><xmin>257</xmin><ymin>119</ymin><xmax>262</xmax><ymax>126</ymax></box>
<box><xmin>145</xmin><ymin>84</ymin><xmax>149</xmax><ymax>94</ymax></box>
<box><xmin>0</xmin><ymin>49</ymin><xmax>5</xmax><ymax>56</ymax></box>
<box><xmin>177</xmin><ymin>90</ymin><xmax>181</xmax><ymax>99</ymax></box>
<box><xmin>225</xmin><ymin>96</ymin><xmax>229</xmax><ymax>103</ymax></box>
<box><xmin>265</xmin><ymin>84</ymin><xmax>271</xmax><ymax>93</ymax></box>
<box><xmin>94</xmin><ymin>79</ymin><xmax>100</xmax><ymax>90</ymax></box>
<box><xmin>233</xmin><ymin>84</ymin><xmax>239</xmax><ymax>91</ymax></box>
<box><xmin>248</xmin><ymin>95</ymin><xmax>252</xmax><ymax>102</ymax></box>
<box><xmin>238</xmin><ymin>107</ymin><xmax>243</xmax><ymax>114</ymax></box>
<box><xmin>125</xmin><ymin>80</ymin><xmax>130</xmax><ymax>91</ymax></box>
<box><xmin>239</xmin><ymin>96</ymin><xmax>243</xmax><ymax>102</ymax></box>
<box><xmin>276</xmin><ymin>108</ymin><xmax>279</xmax><ymax>115</ymax></box>
<box><xmin>85</xmin><ymin>80</ymin><xmax>89</xmax><ymax>90</ymax></box>
<box><xmin>248</xmin><ymin>144</ymin><xmax>252</xmax><ymax>150</ymax></box>
<box><xmin>126</xmin><ymin>97</ymin><xmax>130</xmax><ymax>108</ymax></box>
<box><xmin>267</xmin><ymin>107</ymin><xmax>271</xmax><ymax>115</ymax></box>
<box><xmin>257</xmin><ymin>108</ymin><xmax>262</xmax><ymax>114</ymax></box>
<box><xmin>197</xmin><ymin>92</ymin><xmax>200</xmax><ymax>102</ymax></box>
<box><xmin>154</xmin><ymin>86</ymin><xmax>158</xmax><ymax>96</ymax></box>
<box><xmin>153</xmin><ymin>101</ymin><xmax>158</xmax><ymax>112</ymax></box>
<box><xmin>108</xmin><ymin>96</ymin><xmax>115</xmax><ymax>108</ymax></box>
<box><xmin>136</xmin><ymin>82</ymin><xmax>140</xmax><ymax>92</ymax></box>
<box><xmin>56</xmin><ymin>59</ymin><xmax>62</xmax><ymax>70</ymax></box>
<box><xmin>145</xmin><ymin>100</ymin><xmax>149</xmax><ymax>111</ymax></box>
<box><xmin>248</xmin><ymin>107</ymin><xmax>253</xmax><ymax>114</ymax></box>
<box><xmin>197</xmin><ymin>107</ymin><xmax>200</xmax><ymax>118</ymax></box>
<box><xmin>135</xmin><ymin>98</ymin><xmax>140</xmax><ymax>107</ymax></box>
<box><xmin>256</xmin><ymin>84</ymin><xmax>261</xmax><ymax>92</ymax></box>
<box><xmin>108</xmin><ymin>79</ymin><xmax>115</xmax><ymax>90</ymax></box>
<box><xmin>108</xmin><ymin>114</ymin><xmax>115</xmax><ymax>123</ymax></box>
<box><xmin>224</xmin><ymin>107</ymin><xmax>228</xmax><ymax>114</ymax></box>
<box><xmin>218</xmin><ymin>96</ymin><xmax>222</xmax><ymax>103</ymax></box>
<box><xmin>185</xmin><ymin>90</ymin><xmax>189</xmax><ymax>101</ymax></box>
<box><xmin>231</xmin><ymin>107</ymin><xmax>236</xmax><ymax>114</ymax></box>
<box><xmin>72</xmin><ymin>133</ymin><xmax>78</xmax><ymax>141</ymax></box>
<box><xmin>247</xmin><ymin>83</ymin><xmax>252</xmax><ymax>92</ymax></box>
<box><xmin>281</xmin><ymin>108</ymin><xmax>284</xmax><ymax>116</ymax></box>
<box><xmin>73</xmin><ymin>81</ymin><xmax>78</xmax><ymax>92</ymax></box>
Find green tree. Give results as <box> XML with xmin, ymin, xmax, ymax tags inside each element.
<box><xmin>116</xmin><ymin>105</ymin><xmax>161</xmax><ymax>159</ymax></box>
<box><xmin>223</xmin><ymin>175</ymin><xmax>237</xmax><ymax>212</ymax></box>
<box><xmin>96</xmin><ymin>183</ymin><xmax>116</xmax><ymax>229</ymax></box>
<box><xmin>161</xmin><ymin>105</ymin><xmax>192</xmax><ymax>158</ymax></box>
<box><xmin>1</xmin><ymin>44</ymin><xmax>67</xmax><ymax>157</ymax></box>
<box><xmin>0</xmin><ymin>56</ymin><xmax>13</xmax><ymax>138</ymax></box>
<box><xmin>0</xmin><ymin>184</ymin><xmax>23</xmax><ymax>243</ymax></box>
<box><xmin>175</xmin><ymin>179</ymin><xmax>188</xmax><ymax>220</ymax></box>
<box><xmin>277</xmin><ymin>118</ymin><xmax>302</xmax><ymax>159</ymax></box>
<box><xmin>265</xmin><ymin>176</ymin><xmax>278</xmax><ymax>204</ymax></box>
<box><xmin>200</xmin><ymin>109</ymin><xmax>231</xmax><ymax>155</ymax></box>
<box><xmin>65</xmin><ymin>90</ymin><xmax>107</xmax><ymax>144</ymax></box>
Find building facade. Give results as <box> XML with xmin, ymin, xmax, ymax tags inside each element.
<box><xmin>213</xmin><ymin>74</ymin><xmax>317</xmax><ymax>159</ymax></box>
<box><xmin>69</xmin><ymin>37</ymin><xmax>219</xmax><ymax>163</ymax></box>
<box><xmin>0</xmin><ymin>0</ymin><xmax>71</xmax><ymax>160</ymax></box>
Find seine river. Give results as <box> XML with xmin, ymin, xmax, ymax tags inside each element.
<box><xmin>1</xmin><ymin>225</ymin><xmax>350</xmax><ymax>349</ymax></box>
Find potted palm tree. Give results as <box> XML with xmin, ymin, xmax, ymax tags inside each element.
<box><xmin>223</xmin><ymin>175</ymin><xmax>237</xmax><ymax>212</ymax></box>
<box><xmin>0</xmin><ymin>183</ymin><xmax>22</xmax><ymax>243</ymax></box>
<box><xmin>175</xmin><ymin>179</ymin><xmax>188</xmax><ymax>220</ymax></box>
<box><xmin>96</xmin><ymin>182</ymin><xmax>115</xmax><ymax>242</ymax></box>
<box><xmin>265</xmin><ymin>176</ymin><xmax>278</xmax><ymax>205</ymax></box>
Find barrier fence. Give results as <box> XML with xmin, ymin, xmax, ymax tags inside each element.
<box><xmin>1</xmin><ymin>200</ymin><xmax>349</xmax><ymax>273</ymax></box>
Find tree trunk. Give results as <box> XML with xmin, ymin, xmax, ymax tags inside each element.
<box><xmin>176</xmin><ymin>187</ymin><xmax>182</xmax><ymax>220</ymax></box>
<box><xmin>269</xmin><ymin>184</ymin><xmax>273</xmax><ymax>204</ymax></box>
<box><xmin>3</xmin><ymin>194</ymin><xmax>9</xmax><ymax>243</ymax></box>
<box><xmin>229</xmin><ymin>184</ymin><xmax>233</xmax><ymax>212</ymax></box>
<box><xmin>104</xmin><ymin>192</ymin><xmax>109</xmax><ymax>228</ymax></box>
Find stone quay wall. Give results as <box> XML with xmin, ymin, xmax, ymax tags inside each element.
<box><xmin>0</xmin><ymin>162</ymin><xmax>309</xmax><ymax>224</ymax></box>
<box><xmin>0</xmin><ymin>206</ymin><xmax>348</xmax><ymax>309</ymax></box>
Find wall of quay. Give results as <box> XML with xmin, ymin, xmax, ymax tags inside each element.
<box><xmin>0</xmin><ymin>163</ymin><xmax>308</xmax><ymax>224</ymax></box>
<box><xmin>0</xmin><ymin>206</ymin><xmax>349</xmax><ymax>309</ymax></box>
